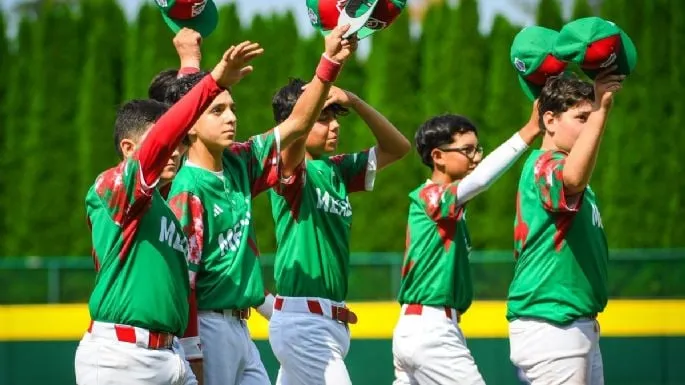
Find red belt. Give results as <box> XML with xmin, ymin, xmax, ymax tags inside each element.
<box><xmin>404</xmin><ymin>304</ymin><xmax>461</xmax><ymax>323</ymax></box>
<box><xmin>87</xmin><ymin>320</ymin><xmax>174</xmax><ymax>349</ymax></box>
<box><xmin>212</xmin><ymin>308</ymin><xmax>251</xmax><ymax>320</ymax></box>
<box><xmin>274</xmin><ymin>297</ymin><xmax>358</xmax><ymax>324</ymax></box>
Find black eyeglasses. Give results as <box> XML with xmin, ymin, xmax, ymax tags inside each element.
<box><xmin>439</xmin><ymin>144</ymin><xmax>484</xmax><ymax>160</ymax></box>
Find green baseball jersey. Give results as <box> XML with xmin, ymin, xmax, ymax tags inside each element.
<box><xmin>269</xmin><ymin>148</ymin><xmax>377</xmax><ymax>301</ymax></box>
<box><xmin>169</xmin><ymin>131</ymin><xmax>281</xmax><ymax>311</ymax></box>
<box><xmin>507</xmin><ymin>150</ymin><xmax>608</xmax><ymax>325</ymax></box>
<box><xmin>397</xmin><ymin>181</ymin><xmax>474</xmax><ymax>312</ymax></box>
<box><xmin>86</xmin><ymin>157</ymin><xmax>190</xmax><ymax>335</ymax></box>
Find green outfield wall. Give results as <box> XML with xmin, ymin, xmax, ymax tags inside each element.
<box><xmin>0</xmin><ymin>301</ymin><xmax>683</xmax><ymax>385</ymax></box>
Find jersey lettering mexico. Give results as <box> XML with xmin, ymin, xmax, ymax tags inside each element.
<box><xmin>397</xmin><ymin>181</ymin><xmax>474</xmax><ymax>312</ymax></box>
<box><xmin>269</xmin><ymin>148</ymin><xmax>377</xmax><ymax>301</ymax></box>
<box><xmin>508</xmin><ymin>150</ymin><xmax>608</xmax><ymax>325</ymax></box>
<box><xmin>86</xmin><ymin>157</ymin><xmax>189</xmax><ymax>335</ymax></box>
<box><xmin>169</xmin><ymin>130</ymin><xmax>281</xmax><ymax>311</ymax></box>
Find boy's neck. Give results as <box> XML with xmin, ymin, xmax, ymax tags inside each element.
<box><xmin>305</xmin><ymin>150</ymin><xmax>325</xmax><ymax>160</ymax></box>
<box><xmin>188</xmin><ymin>145</ymin><xmax>223</xmax><ymax>172</ymax></box>
<box><xmin>540</xmin><ymin>135</ymin><xmax>559</xmax><ymax>152</ymax></box>
<box><xmin>430</xmin><ymin>169</ymin><xmax>458</xmax><ymax>185</ymax></box>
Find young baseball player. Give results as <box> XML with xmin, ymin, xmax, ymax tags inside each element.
<box><xmin>392</xmin><ymin>104</ymin><xmax>543</xmax><ymax>384</ymax></box>
<box><xmin>507</xmin><ymin>68</ymin><xmax>624</xmax><ymax>385</ymax></box>
<box><xmin>74</xmin><ymin>43</ymin><xmax>257</xmax><ymax>385</ymax></box>
<box><xmin>164</xmin><ymin>25</ymin><xmax>357</xmax><ymax>385</ymax></box>
<box><xmin>267</xmin><ymin>78</ymin><xmax>410</xmax><ymax>382</ymax></box>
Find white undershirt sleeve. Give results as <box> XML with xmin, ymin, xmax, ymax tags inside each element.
<box><xmin>456</xmin><ymin>133</ymin><xmax>529</xmax><ymax>206</ymax></box>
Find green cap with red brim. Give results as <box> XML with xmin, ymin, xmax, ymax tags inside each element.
<box><xmin>306</xmin><ymin>0</ymin><xmax>406</xmax><ymax>40</ymax></box>
<box><xmin>511</xmin><ymin>26</ymin><xmax>568</xmax><ymax>101</ymax></box>
<box><xmin>155</xmin><ymin>0</ymin><xmax>218</xmax><ymax>38</ymax></box>
<box><xmin>554</xmin><ymin>17</ymin><xmax>637</xmax><ymax>79</ymax></box>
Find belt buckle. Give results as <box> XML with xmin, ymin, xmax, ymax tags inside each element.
<box><xmin>149</xmin><ymin>333</ymin><xmax>161</xmax><ymax>349</ymax></box>
<box><xmin>333</xmin><ymin>306</ymin><xmax>346</xmax><ymax>323</ymax></box>
<box><xmin>234</xmin><ymin>308</ymin><xmax>251</xmax><ymax>320</ymax></box>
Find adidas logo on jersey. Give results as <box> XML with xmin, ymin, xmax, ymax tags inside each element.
<box><xmin>213</xmin><ymin>204</ymin><xmax>223</xmax><ymax>217</ymax></box>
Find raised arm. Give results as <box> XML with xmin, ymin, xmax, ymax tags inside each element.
<box><xmin>561</xmin><ymin>67</ymin><xmax>624</xmax><ymax>195</ymax></box>
<box><xmin>454</xmin><ymin>101</ymin><xmax>542</xmax><ymax>206</ymax></box>
<box><xmin>322</xmin><ymin>86</ymin><xmax>411</xmax><ymax>170</ymax></box>
<box><xmin>174</xmin><ymin>28</ymin><xmax>202</xmax><ymax>76</ymax></box>
<box><xmin>136</xmin><ymin>75</ymin><xmax>222</xmax><ymax>189</ymax></box>
<box><xmin>280</xmin><ymin>24</ymin><xmax>357</xmax><ymax>175</ymax></box>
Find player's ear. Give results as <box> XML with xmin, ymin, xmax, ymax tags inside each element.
<box><xmin>431</xmin><ymin>148</ymin><xmax>445</xmax><ymax>168</ymax></box>
<box><xmin>120</xmin><ymin>138</ymin><xmax>137</xmax><ymax>158</ymax></box>
<box><xmin>543</xmin><ymin>111</ymin><xmax>557</xmax><ymax>135</ymax></box>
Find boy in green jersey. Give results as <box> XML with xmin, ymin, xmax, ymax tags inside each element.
<box><xmin>165</xmin><ymin>26</ymin><xmax>358</xmax><ymax>385</ymax></box>
<box><xmin>507</xmin><ymin>68</ymin><xmax>624</xmax><ymax>385</ymax></box>
<box><xmin>75</xmin><ymin>43</ymin><xmax>255</xmax><ymax>385</ymax></box>
<box><xmin>266</xmin><ymin>81</ymin><xmax>410</xmax><ymax>383</ymax></box>
<box><xmin>392</xmin><ymin>102</ymin><xmax>542</xmax><ymax>384</ymax></box>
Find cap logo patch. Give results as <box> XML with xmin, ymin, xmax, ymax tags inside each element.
<box><xmin>308</xmin><ymin>7</ymin><xmax>319</xmax><ymax>25</ymax></box>
<box><xmin>600</xmin><ymin>52</ymin><xmax>617</xmax><ymax>68</ymax></box>
<box><xmin>191</xmin><ymin>0</ymin><xmax>207</xmax><ymax>17</ymax></box>
<box><xmin>336</xmin><ymin>0</ymin><xmax>348</xmax><ymax>12</ymax></box>
<box><xmin>365</xmin><ymin>17</ymin><xmax>388</xmax><ymax>30</ymax></box>
<box><xmin>514</xmin><ymin>58</ymin><xmax>526</xmax><ymax>73</ymax></box>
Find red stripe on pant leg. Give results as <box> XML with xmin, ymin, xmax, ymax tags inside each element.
<box><xmin>404</xmin><ymin>304</ymin><xmax>423</xmax><ymax>315</ymax></box>
<box><xmin>307</xmin><ymin>300</ymin><xmax>324</xmax><ymax>315</ymax></box>
<box><xmin>274</xmin><ymin>297</ymin><xmax>284</xmax><ymax>310</ymax></box>
<box><xmin>114</xmin><ymin>325</ymin><xmax>137</xmax><ymax>343</ymax></box>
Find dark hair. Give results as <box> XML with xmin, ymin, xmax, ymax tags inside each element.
<box><xmin>538</xmin><ymin>74</ymin><xmax>595</xmax><ymax>130</ymax></box>
<box><xmin>163</xmin><ymin>71</ymin><xmax>210</xmax><ymax>104</ymax></box>
<box><xmin>114</xmin><ymin>99</ymin><xmax>169</xmax><ymax>158</ymax></box>
<box><xmin>415</xmin><ymin>114</ymin><xmax>478</xmax><ymax>168</ymax></box>
<box><xmin>148</xmin><ymin>69</ymin><xmax>178</xmax><ymax>102</ymax></box>
<box><xmin>272</xmin><ymin>78</ymin><xmax>349</xmax><ymax>124</ymax></box>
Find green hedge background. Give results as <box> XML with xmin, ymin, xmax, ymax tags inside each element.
<box><xmin>1</xmin><ymin>0</ymin><xmax>684</xmax><ymax>301</ymax></box>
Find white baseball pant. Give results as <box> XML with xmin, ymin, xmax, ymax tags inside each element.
<box><xmin>74</xmin><ymin>321</ymin><xmax>191</xmax><ymax>385</ymax></box>
<box><xmin>269</xmin><ymin>296</ymin><xmax>352</xmax><ymax>385</ymax></box>
<box><xmin>174</xmin><ymin>337</ymin><xmax>199</xmax><ymax>385</ymax></box>
<box><xmin>198</xmin><ymin>311</ymin><xmax>269</xmax><ymax>385</ymax></box>
<box><xmin>509</xmin><ymin>318</ymin><xmax>604</xmax><ymax>385</ymax></box>
<box><xmin>392</xmin><ymin>304</ymin><xmax>486</xmax><ymax>385</ymax></box>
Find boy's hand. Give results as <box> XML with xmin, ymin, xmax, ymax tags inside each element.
<box><xmin>324</xmin><ymin>24</ymin><xmax>358</xmax><ymax>63</ymax></box>
<box><xmin>211</xmin><ymin>41</ymin><xmax>264</xmax><ymax>88</ymax></box>
<box><xmin>324</xmin><ymin>86</ymin><xmax>357</xmax><ymax>108</ymax></box>
<box><xmin>593</xmin><ymin>65</ymin><xmax>625</xmax><ymax>111</ymax></box>
<box><xmin>173</xmin><ymin>28</ymin><xmax>202</xmax><ymax>68</ymax></box>
<box><xmin>527</xmin><ymin>99</ymin><xmax>542</xmax><ymax>135</ymax></box>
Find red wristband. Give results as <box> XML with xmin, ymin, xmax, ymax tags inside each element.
<box><xmin>178</xmin><ymin>67</ymin><xmax>200</xmax><ymax>77</ymax></box>
<box><xmin>316</xmin><ymin>54</ymin><xmax>342</xmax><ymax>83</ymax></box>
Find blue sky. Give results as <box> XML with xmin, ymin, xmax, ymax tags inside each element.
<box><xmin>2</xmin><ymin>0</ymin><xmax>575</xmax><ymax>35</ymax></box>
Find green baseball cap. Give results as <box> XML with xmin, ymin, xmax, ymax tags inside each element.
<box><xmin>511</xmin><ymin>26</ymin><xmax>568</xmax><ymax>101</ymax></box>
<box><xmin>554</xmin><ymin>17</ymin><xmax>637</xmax><ymax>79</ymax></box>
<box><xmin>306</xmin><ymin>0</ymin><xmax>407</xmax><ymax>40</ymax></box>
<box><xmin>155</xmin><ymin>0</ymin><xmax>218</xmax><ymax>38</ymax></box>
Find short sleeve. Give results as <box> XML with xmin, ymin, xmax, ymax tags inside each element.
<box><xmin>534</xmin><ymin>151</ymin><xmax>582</xmax><ymax>212</ymax></box>
<box><xmin>417</xmin><ymin>182</ymin><xmax>464</xmax><ymax>221</ymax></box>
<box><xmin>230</xmin><ymin>128</ymin><xmax>282</xmax><ymax>196</ymax></box>
<box><xmin>93</xmin><ymin>157</ymin><xmax>152</xmax><ymax>226</ymax></box>
<box><xmin>328</xmin><ymin>147</ymin><xmax>377</xmax><ymax>193</ymax></box>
